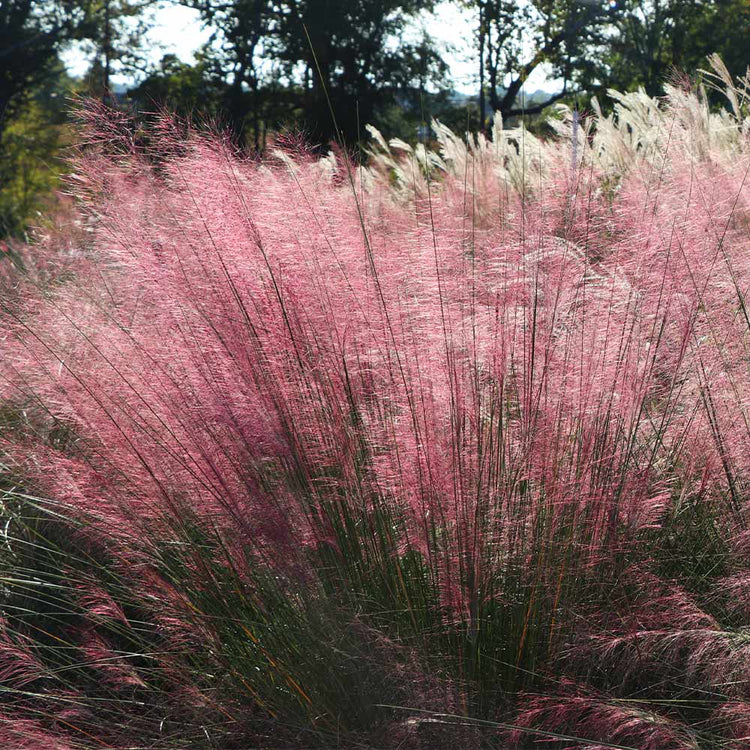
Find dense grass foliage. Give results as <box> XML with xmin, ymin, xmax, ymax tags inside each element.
<box><xmin>1</xmin><ymin>61</ymin><xmax>749</xmax><ymax>748</ymax></box>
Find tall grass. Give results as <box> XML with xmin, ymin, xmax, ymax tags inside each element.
<box><xmin>0</xmin><ymin>60</ymin><xmax>749</xmax><ymax>748</ymax></box>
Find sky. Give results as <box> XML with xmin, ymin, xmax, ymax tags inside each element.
<box><xmin>60</xmin><ymin>2</ymin><xmax>559</xmax><ymax>95</ymax></box>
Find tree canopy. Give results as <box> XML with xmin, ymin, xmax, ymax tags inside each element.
<box><xmin>178</xmin><ymin>0</ymin><xmax>449</xmax><ymax>146</ymax></box>
<box><xmin>0</xmin><ymin>0</ymin><xmax>81</xmax><ymax>120</ymax></box>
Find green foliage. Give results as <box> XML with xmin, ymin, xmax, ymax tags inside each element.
<box><xmin>0</xmin><ymin>65</ymin><xmax>73</xmax><ymax>238</ymax></box>
<box><xmin>180</xmin><ymin>0</ymin><xmax>449</xmax><ymax>146</ymax></box>
<box><xmin>73</xmin><ymin>0</ymin><xmax>157</xmax><ymax>98</ymax></box>
<box><xmin>128</xmin><ymin>53</ymin><xmax>228</xmax><ymax>119</ymax></box>
<box><xmin>0</xmin><ymin>0</ymin><xmax>84</xmax><ymax>119</ymax></box>
<box><xmin>585</xmin><ymin>0</ymin><xmax>750</xmax><ymax>98</ymax></box>
<box><xmin>463</xmin><ymin>0</ymin><xmax>616</xmax><ymax>125</ymax></box>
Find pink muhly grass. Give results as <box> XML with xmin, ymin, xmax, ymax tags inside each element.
<box><xmin>0</xmin><ymin>619</ymin><xmax>48</xmax><ymax>690</ymax></box>
<box><xmin>712</xmin><ymin>701</ymin><xmax>750</xmax><ymax>749</ymax></box>
<box><xmin>0</xmin><ymin>75</ymin><xmax>748</xmax><ymax>747</ymax></box>
<box><xmin>0</xmin><ymin>714</ymin><xmax>77</xmax><ymax>750</ymax></box>
<box><xmin>510</xmin><ymin>683</ymin><xmax>702</xmax><ymax>749</ymax></box>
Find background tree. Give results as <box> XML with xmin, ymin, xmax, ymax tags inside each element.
<box><xmin>692</xmin><ymin>0</ymin><xmax>750</xmax><ymax>81</ymax></box>
<box><xmin>468</xmin><ymin>0</ymin><xmax>615</xmax><ymax>126</ymax></box>
<box><xmin>0</xmin><ymin>0</ymin><xmax>159</xmax><ymax>236</ymax></box>
<box><xmin>75</xmin><ymin>0</ymin><xmax>155</xmax><ymax>99</ymax></box>
<box><xmin>0</xmin><ymin>0</ymin><xmax>88</xmax><ymax>127</ymax></box>
<box><xmin>183</xmin><ymin>0</ymin><xmax>284</xmax><ymax>147</ymax></box>
<box><xmin>0</xmin><ymin>1</ymin><xmax>93</xmax><ymax>237</ymax></box>
<box><xmin>129</xmin><ymin>51</ymin><xmax>227</xmax><ymax>118</ymax></box>
<box><xmin>277</xmin><ymin>0</ymin><xmax>447</xmax><ymax>145</ymax></box>
<box><xmin>597</xmin><ymin>0</ymin><xmax>750</xmax><ymax>96</ymax></box>
<box><xmin>183</xmin><ymin>0</ymin><xmax>449</xmax><ymax>147</ymax></box>
<box><xmin>0</xmin><ymin>61</ymin><xmax>74</xmax><ymax>235</ymax></box>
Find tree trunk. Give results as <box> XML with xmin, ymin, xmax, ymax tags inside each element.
<box><xmin>103</xmin><ymin>0</ymin><xmax>111</xmax><ymax>103</ymax></box>
<box><xmin>479</xmin><ymin>2</ymin><xmax>486</xmax><ymax>130</ymax></box>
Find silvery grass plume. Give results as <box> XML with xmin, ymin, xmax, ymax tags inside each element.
<box><xmin>0</xmin><ymin>59</ymin><xmax>748</xmax><ymax>748</ymax></box>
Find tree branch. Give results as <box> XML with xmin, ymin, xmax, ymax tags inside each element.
<box><xmin>504</xmin><ymin>84</ymin><xmax>569</xmax><ymax>117</ymax></box>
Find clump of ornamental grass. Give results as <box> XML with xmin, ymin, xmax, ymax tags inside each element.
<box><xmin>0</xmin><ymin>60</ymin><xmax>749</xmax><ymax>748</ymax></box>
